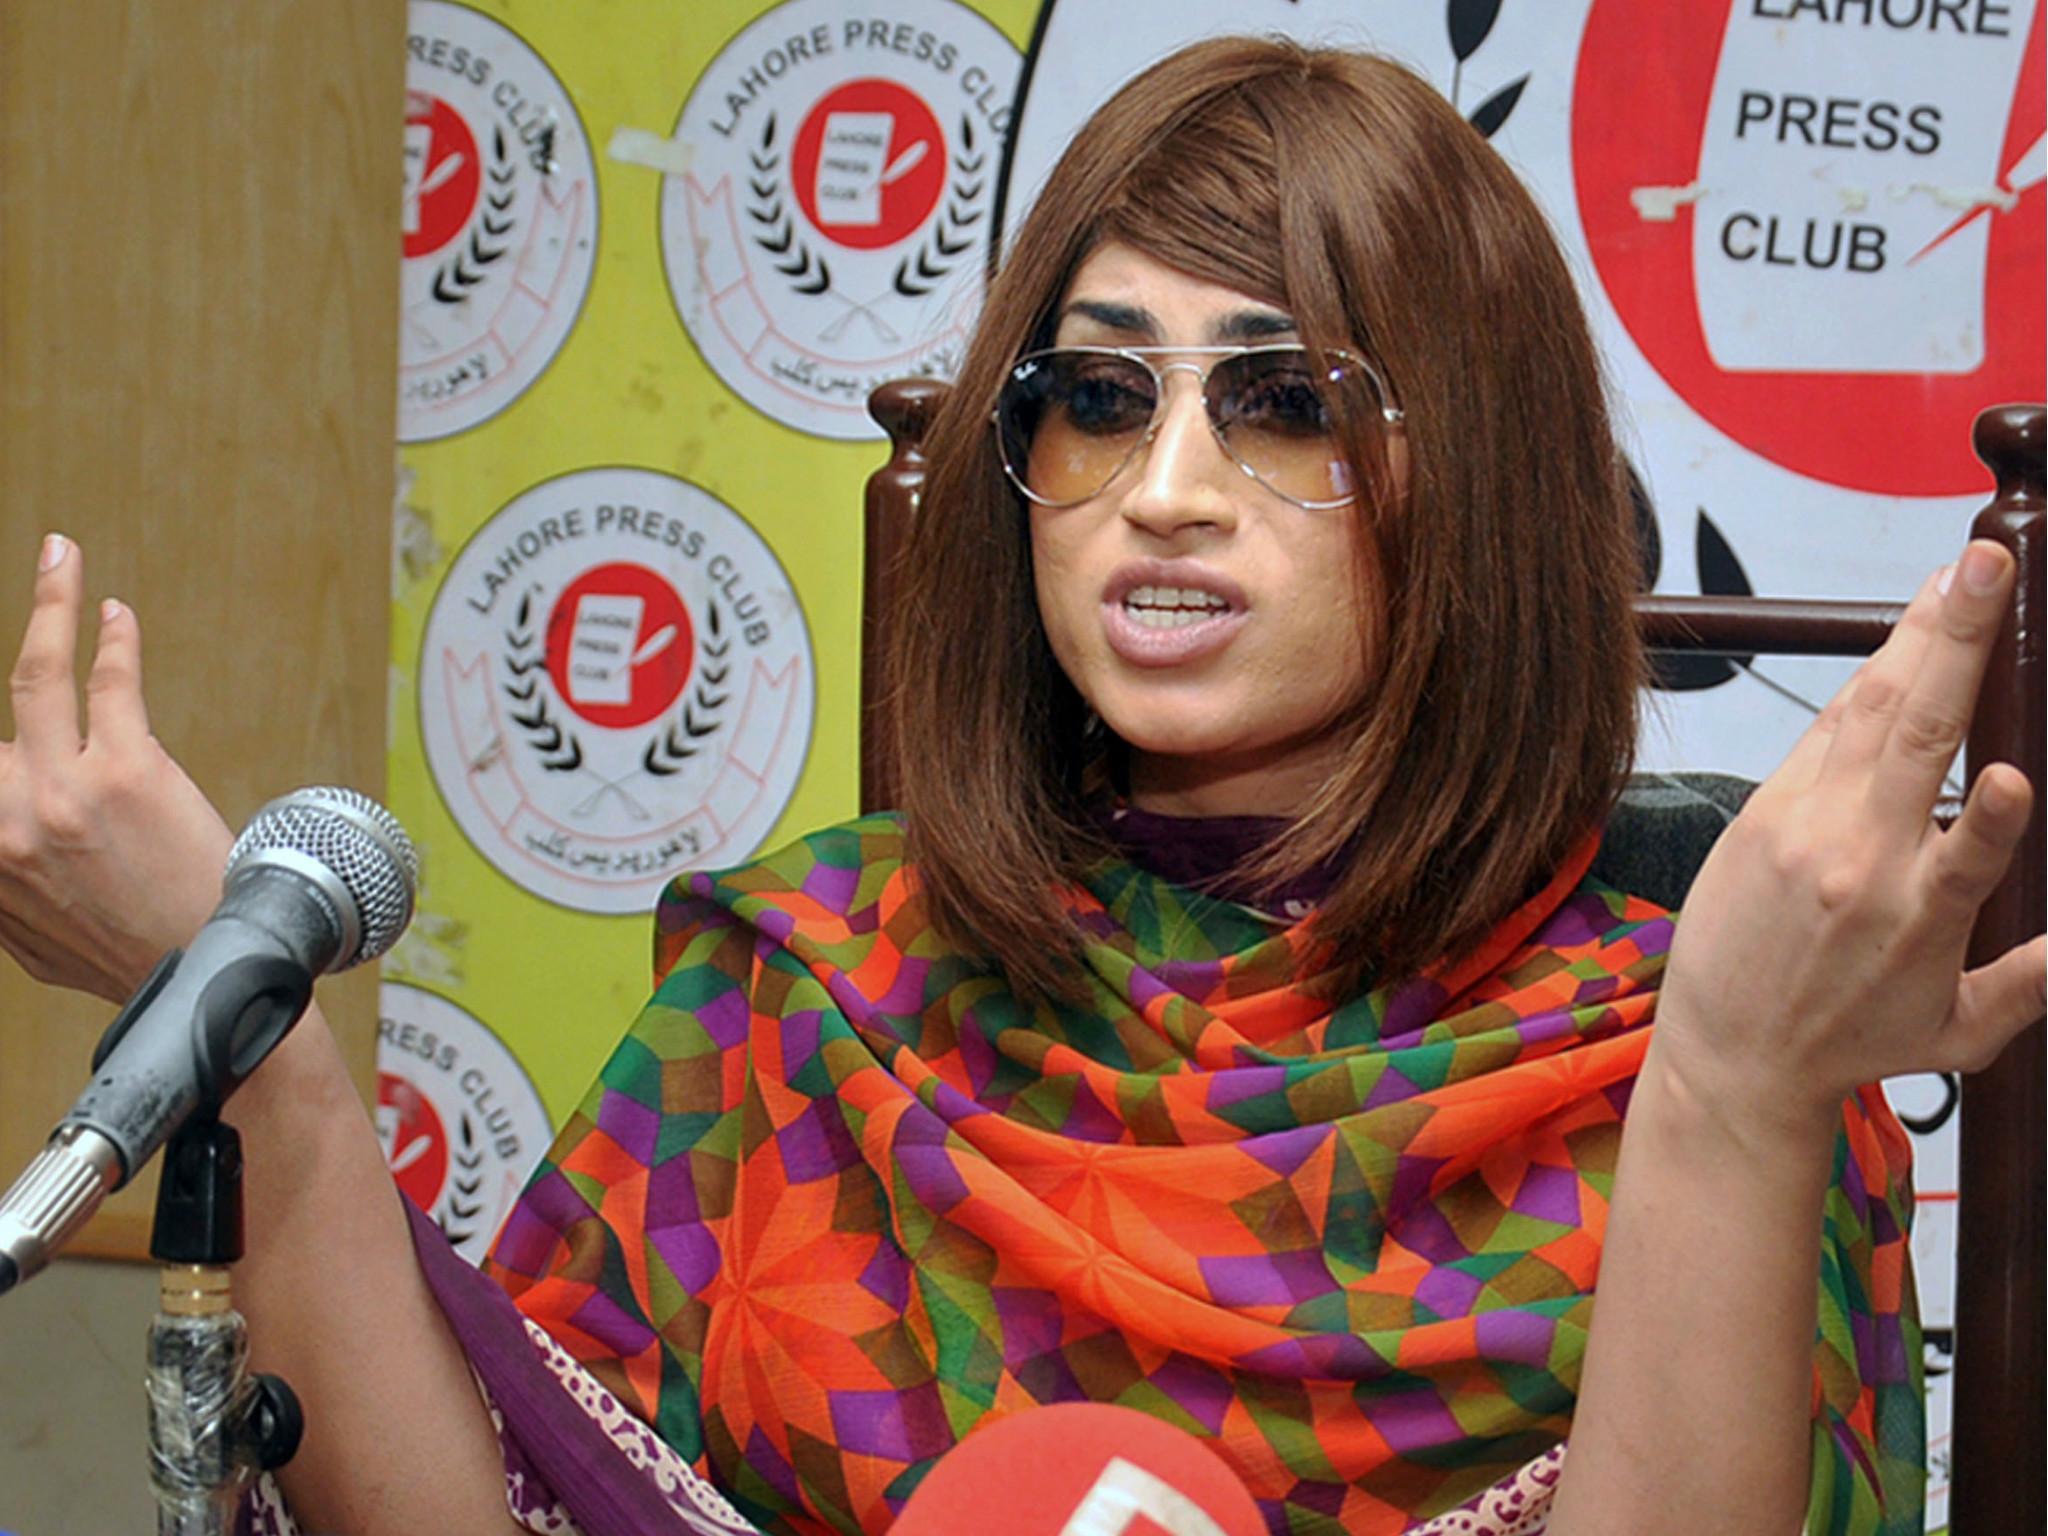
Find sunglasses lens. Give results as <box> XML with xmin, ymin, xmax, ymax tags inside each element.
<box><xmin>997</xmin><ymin>353</ymin><xmax>1157</xmax><ymax>505</ymax></box>
<box><xmin>995</xmin><ymin>348</ymin><xmax>1375</xmax><ymax>507</ymax></box>
<box><xmin>1208</xmin><ymin>350</ymin><xmax>1357</xmax><ymax>506</ymax></box>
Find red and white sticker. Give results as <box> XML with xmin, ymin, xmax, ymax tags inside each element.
<box><xmin>376</xmin><ymin>982</ymin><xmax>554</xmax><ymax>1266</ymax></box>
<box><xmin>399</xmin><ymin>1</ymin><xmax>598</xmax><ymax>442</ymax></box>
<box><xmin>659</xmin><ymin>0</ymin><xmax>1019</xmax><ymax>439</ymax></box>
<box><xmin>1574</xmin><ymin>0</ymin><xmax>2043</xmax><ymax>494</ymax></box>
<box><xmin>418</xmin><ymin>467</ymin><xmax>814</xmax><ymax>913</ymax></box>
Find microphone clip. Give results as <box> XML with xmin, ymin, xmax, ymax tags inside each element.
<box><xmin>147</xmin><ymin>1116</ymin><xmax>304</xmax><ymax>1530</ymax></box>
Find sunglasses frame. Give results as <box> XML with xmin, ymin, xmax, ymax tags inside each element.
<box><xmin>991</xmin><ymin>343</ymin><xmax>1404</xmax><ymax>511</ymax></box>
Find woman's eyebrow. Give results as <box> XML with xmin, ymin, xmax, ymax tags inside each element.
<box><xmin>1058</xmin><ymin>299</ymin><xmax>1157</xmax><ymax>336</ymax></box>
<box><xmin>1213</xmin><ymin>309</ymin><xmax>1298</xmax><ymax>342</ymax></box>
<box><xmin>1057</xmin><ymin>301</ymin><xmax>1301</xmax><ymax>342</ymax></box>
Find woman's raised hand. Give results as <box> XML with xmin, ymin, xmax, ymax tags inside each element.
<box><xmin>0</xmin><ymin>535</ymin><xmax>235</xmax><ymax>1002</ymax></box>
<box><xmin>1656</xmin><ymin>537</ymin><xmax>2046</xmax><ymax>1147</ymax></box>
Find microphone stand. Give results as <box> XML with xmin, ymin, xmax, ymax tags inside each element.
<box><xmin>146</xmin><ymin>1116</ymin><xmax>302</xmax><ymax>1536</ymax></box>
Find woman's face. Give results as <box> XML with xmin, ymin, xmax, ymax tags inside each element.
<box><xmin>1027</xmin><ymin>243</ymin><xmax>1381</xmax><ymax>818</ymax></box>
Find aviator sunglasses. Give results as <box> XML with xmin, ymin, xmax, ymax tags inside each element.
<box><xmin>993</xmin><ymin>344</ymin><xmax>1403</xmax><ymax>510</ymax></box>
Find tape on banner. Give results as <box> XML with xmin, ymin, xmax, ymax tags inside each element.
<box><xmin>607</xmin><ymin>126</ymin><xmax>693</xmax><ymax>177</ymax></box>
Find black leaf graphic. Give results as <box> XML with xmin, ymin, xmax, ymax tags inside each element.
<box><xmin>1648</xmin><ymin>649</ymin><xmax>1738</xmax><ymax>693</ymax></box>
<box><xmin>1649</xmin><ymin>508</ymin><xmax>1750</xmax><ymax>692</ymax></box>
<box><xmin>1467</xmin><ymin>74</ymin><xmax>1529</xmax><ymax>139</ymax></box>
<box><xmin>430</xmin><ymin>130</ymin><xmax>516</xmax><ymax>304</ymax></box>
<box><xmin>642</xmin><ymin>600</ymin><xmax>732</xmax><ymax>773</ymax></box>
<box><xmin>503</xmin><ymin>608</ymin><xmax>584</xmax><ymax>769</ymax></box>
<box><xmin>1696</xmin><ymin>509</ymin><xmax>1754</xmax><ymax>600</ymax></box>
<box><xmin>1895</xmin><ymin>1072</ymin><xmax>1961</xmax><ymax>1136</ymax></box>
<box><xmin>437</xmin><ymin>1213</ymin><xmax>475</xmax><ymax>1247</ymax></box>
<box><xmin>1924</xmin><ymin>1330</ymin><xmax>1955</xmax><ymax>1378</ymax></box>
<box><xmin>1448</xmin><ymin>0</ymin><xmax>1505</xmax><ymax>62</ymax></box>
<box><xmin>1626</xmin><ymin>461</ymin><xmax>1660</xmax><ymax>593</ymax></box>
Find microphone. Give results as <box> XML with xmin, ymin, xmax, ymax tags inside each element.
<box><xmin>891</xmin><ymin>1402</ymin><xmax>1266</xmax><ymax>1536</ymax></box>
<box><xmin>0</xmin><ymin>786</ymin><xmax>417</xmax><ymax>1294</ymax></box>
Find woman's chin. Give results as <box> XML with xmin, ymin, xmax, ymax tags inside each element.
<box><xmin>1105</xmin><ymin>717</ymin><xmax>1258</xmax><ymax>764</ymax></box>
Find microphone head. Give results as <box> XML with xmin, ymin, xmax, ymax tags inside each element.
<box><xmin>225</xmin><ymin>787</ymin><xmax>418</xmax><ymax>971</ymax></box>
<box><xmin>892</xmin><ymin>1402</ymin><xmax>1266</xmax><ymax>1536</ymax></box>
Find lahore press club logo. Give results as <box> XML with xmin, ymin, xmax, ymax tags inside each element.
<box><xmin>399</xmin><ymin>1</ymin><xmax>598</xmax><ymax>443</ymax></box>
<box><xmin>419</xmin><ymin>467</ymin><xmax>815</xmax><ymax>915</ymax></box>
<box><xmin>662</xmin><ymin>0</ymin><xmax>1020</xmax><ymax>440</ymax></box>
<box><xmin>1572</xmin><ymin>0</ymin><xmax>2043</xmax><ymax>495</ymax></box>
<box><xmin>375</xmin><ymin>983</ymin><xmax>553</xmax><ymax>1266</ymax></box>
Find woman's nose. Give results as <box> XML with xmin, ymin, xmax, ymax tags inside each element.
<box><xmin>1117</xmin><ymin>373</ymin><xmax>1241</xmax><ymax>536</ymax></box>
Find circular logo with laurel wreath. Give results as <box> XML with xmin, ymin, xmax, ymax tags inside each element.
<box><xmin>399</xmin><ymin>2</ymin><xmax>598</xmax><ymax>443</ymax></box>
<box><xmin>419</xmin><ymin>467</ymin><xmax>814</xmax><ymax>913</ymax></box>
<box><xmin>660</xmin><ymin>0</ymin><xmax>1019</xmax><ymax>439</ymax></box>
<box><xmin>375</xmin><ymin>982</ymin><xmax>553</xmax><ymax>1266</ymax></box>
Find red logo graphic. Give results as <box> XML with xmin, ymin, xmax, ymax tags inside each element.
<box><xmin>379</xmin><ymin>1072</ymin><xmax>450</xmax><ymax>1213</ymax></box>
<box><xmin>792</xmin><ymin>78</ymin><xmax>946</xmax><ymax>248</ymax></box>
<box><xmin>1573</xmin><ymin>0</ymin><xmax>2043</xmax><ymax>495</ymax></box>
<box><xmin>543</xmin><ymin>562</ymin><xmax>696</xmax><ymax>730</ymax></box>
<box><xmin>402</xmin><ymin>93</ymin><xmax>482</xmax><ymax>260</ymax></box>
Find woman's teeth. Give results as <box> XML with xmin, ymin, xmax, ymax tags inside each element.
<box><xmin>1122</xmin><ymin>585</ymin><xmax>1230</xmax><ymax>629</ymax></box>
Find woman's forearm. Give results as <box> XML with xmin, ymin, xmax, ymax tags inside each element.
<box><xmin>222</xmin><ymin>1002</ymin><xmax>522</xmax><ymax>1535</ymax></box>
<box><xmin>1544</xmin><ymin>1029</ymin><xmax>1837</xmax><ymax>1536</ymax></box>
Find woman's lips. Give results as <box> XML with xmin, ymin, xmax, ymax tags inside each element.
<box><xmin>1099</xmin><ymin>563</ymin><xmax>1248</xmax><ymax>667</ymax></box>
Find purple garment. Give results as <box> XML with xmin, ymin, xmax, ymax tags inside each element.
<box><xmin>404</xmin><ymin>1199</ymin><xmax>712</xmax><ymax>1534</ymax></box>
<box><xmin>1090</xmin><ymin>802</ymin><xmax>1341</xmax><ymax>913</ymax></box>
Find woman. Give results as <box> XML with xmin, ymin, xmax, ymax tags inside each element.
<box><xmin>1</xmin><ymin>37</ymin><xmax>2037</xmax><ymax>1536</ymax></box>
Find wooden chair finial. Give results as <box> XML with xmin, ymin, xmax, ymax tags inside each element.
<box><xmin>860</xmin><ymin>380</ymin><xmax>952</xmax><ymax>814</ymax></box>
<box><xmin>1972</xmin><ymin>402</ymin><xmax>2046</xmax><ymax>510</ymax></box>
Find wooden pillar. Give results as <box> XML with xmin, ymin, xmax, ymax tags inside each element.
<box><xmin>1951</xmin><ymin>403</ymin><xmax>2045</xmax><ymax>1536</ymax></box>
<box><xmin>0</xmin><ymin>0</ymin><xmax>404</xmax><ymax>1257</ymax></box>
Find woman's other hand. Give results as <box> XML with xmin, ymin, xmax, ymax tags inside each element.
<box><xmin>1656</xmin><ymin>537</ymin><xmax>2046</xmax><ymax>1148</ymax></box>
<box><xmin>0</xmin><ymin>534</ymin><xmax>234</xmax><ymax>1002</ymax></box>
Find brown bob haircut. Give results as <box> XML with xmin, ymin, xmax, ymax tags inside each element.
<box><xmin>886</xmin><ymin>36</ymin><xmax>1644</xmax><ymax>1002</ymax></box>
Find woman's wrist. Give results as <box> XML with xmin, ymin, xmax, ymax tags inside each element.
<box><xmin>1635</xmin><ymin>1018</ymin><xmax>1844</xmax><ymax>1175</ymax></box>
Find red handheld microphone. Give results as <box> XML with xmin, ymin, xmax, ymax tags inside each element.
<box><xmin>891</xmin><ymin>1401</ymin><xmax>1266</xmax><ymax>1536</ymax></box>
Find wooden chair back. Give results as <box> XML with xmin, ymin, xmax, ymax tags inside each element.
<box><xmin>860</xmin><ymin>382</ymin><xmax>2044</xmax><ymax>1533</ymax></box>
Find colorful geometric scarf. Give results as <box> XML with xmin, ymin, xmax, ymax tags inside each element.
<box><xmin>487</xmin><ymin>815</ymin><xmax>1921</xmax><ymax>1535</ymax></box>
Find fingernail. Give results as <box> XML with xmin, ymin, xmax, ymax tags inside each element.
<box><xmin>1934</xmin><ymin>564</ymin><xmax>1955</xmax><ymax>596</ymax></box>
<box><xmin>1960</xmin><ymin>543</ymin><xmax>2003</xmax><ymax>595</ymax></box>
<box><xmin>100</xmin><ymin>598</ymin><xmax>124</xmax><ymax>624</ymax></box>
<box><xmin>39</xmin><ymin>533</ymin><xmax>67</xmax><ymax>572</ymax></box>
